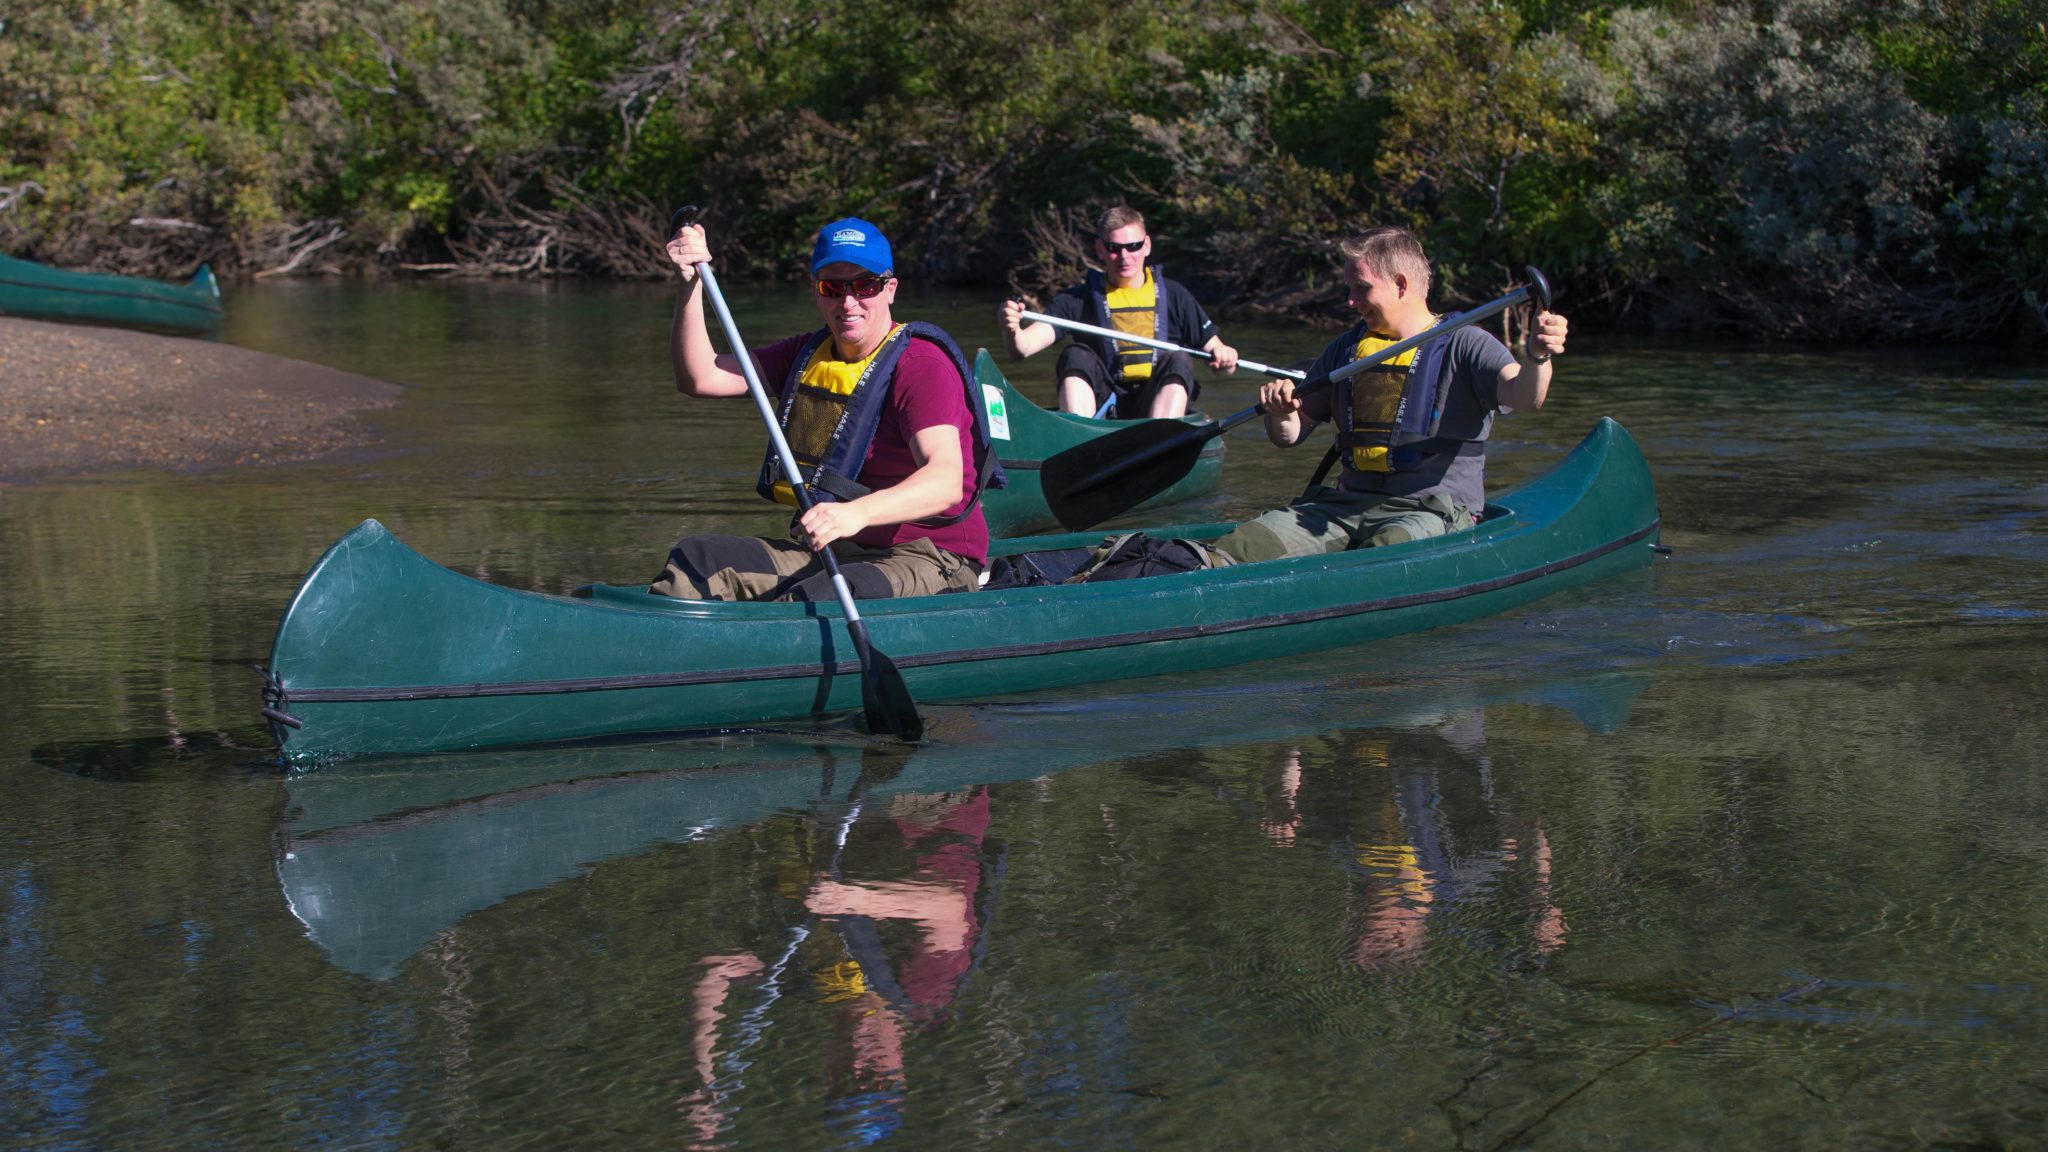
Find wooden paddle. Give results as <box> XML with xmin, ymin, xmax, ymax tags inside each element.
<box><xmin>1040</xmin><ymin>268</ymin><xmax>1553</xmax><ymax>532</ymax></box>
<box><xmin>672</xmin><ymin>205</ymin><xmax>923</xmax><ymax>743</ymax></box>
<box><xmin>1017</xmin><ymin>309</ymin><xmax>1308</xmax><ymax>380</ymax></box>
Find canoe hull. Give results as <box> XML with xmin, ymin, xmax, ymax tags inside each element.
<box><xmin>0</xmin><ymin>253</ymin><xmax>223</xmax><ymax>335</ymax></box>
<box><xmin>266</xmin><ymin>419</ymin><xmax>1660</xmax><ymax>765</ymax></box>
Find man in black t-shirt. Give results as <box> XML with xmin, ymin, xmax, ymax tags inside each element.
<box><xmin>1000</xmin><ymin>206</ymin><xmax>1238</xmax><ymax>419</ymax></box>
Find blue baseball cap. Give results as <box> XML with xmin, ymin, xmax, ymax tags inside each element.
<box><xmin>810</xmin><ymin>218</ymin><xmax>893</xmax><ymax>277</ymax></box>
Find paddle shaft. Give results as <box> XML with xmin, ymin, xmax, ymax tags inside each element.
<box><xmin>1019</xmin><ymin>310</ymin><xmax>1306</xmax><ymax>380</ymax></box>
<box><xmin>694</xmin><ymin>263</ymin><xmax>872</xmax><ymax>620</ymax></box>
<box><xmin>1062</xmin><ymin>280</ymin><xmax>1541</xmax><ymax>499</ymax></box>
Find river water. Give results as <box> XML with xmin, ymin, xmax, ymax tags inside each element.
<box><xmin>2</xmin><ymin>281</ymin><xmax>2044</xmax><ymax>1149</ymax></box>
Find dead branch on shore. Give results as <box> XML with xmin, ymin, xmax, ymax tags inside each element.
<box><xmin>127</xmin><ymin>217</ymin><xmax>210</xmax><ymax>233</ymax></box>
<box><xmin>1662</xmin><ymin>266</ymin><xmax>2020</xmax><ymax>343</ymax></box>
<box><xmin>1003</xmin><ymin>202</ymin><xmax>1103</xmax><ymax>307</ymax></box>
<box><xmin>1</xmin><ymin>182</ymin><xmax>48</xmax><ymax>214</ymax></box>
<box><xmin>410</xmin><ymin>172</ymin><xmax>671</xmax><ymax>279</ymax></box>
<box><xmin>253</xmin><ymin>220</ymin><xmax>348</xmax><ymax>278</ymax></box>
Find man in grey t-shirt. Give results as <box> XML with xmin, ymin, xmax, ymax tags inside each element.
<box><xmin>1212</xmin><ymin>226</ymin><xmax>1569</xmax><ymax>564</ymax></box>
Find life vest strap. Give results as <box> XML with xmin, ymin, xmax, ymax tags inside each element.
<box><xmin>807</xmin><ymin>457</ymin><xmax>993</xmax><ymax>528</ymax></box>
<box><xmin>1391</xmin><ymin>436</ymin><xmax>1484</xmax><ymax>471</ymax></box>
<box><xmin>1300</xmin><ymin>437</ymin><xmax>1480</xmax><ymax>499</ymax></box>
<box><xmin>810</xmin><ymin>471</ymin><xmax>871</xmax><ymax>502</ymax></box>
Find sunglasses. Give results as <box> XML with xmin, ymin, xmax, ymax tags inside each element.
<box><xmin>814</xmin><ymin>273</ymin><xmax>892</xmax><ymax>299</ymax></box>
<box><xmin>1098</xmin><ymin>238</ymin><xmax>1147</xmax><ymax>254</ymax></box>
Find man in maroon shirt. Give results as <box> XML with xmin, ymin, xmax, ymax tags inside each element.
<box><xmin>652</xmin><ymin>217</ymin><xmax>990</xmax><ymax>601</ymax></box>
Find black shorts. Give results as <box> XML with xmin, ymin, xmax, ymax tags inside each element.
<box><xmin>1054</xmin><ymin>343</ymin><xmax>1202</xmax><ymax>419</ymax></box>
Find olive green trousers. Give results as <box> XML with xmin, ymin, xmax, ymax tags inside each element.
<box><xmin>1211</xmin><ymin>489</ymin><xmax>1475</xmax><ymax>564</ymax></box>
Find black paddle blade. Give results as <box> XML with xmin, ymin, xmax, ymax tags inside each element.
<box><xmin>847</xmin><ymin>618</ymin><xmax>923</xmax><ymax>743</ymax></box>
<box><xmin>1041</xmin><ymin>418</ymin><xmax>1216</xmax><ymax>532</ymax></box>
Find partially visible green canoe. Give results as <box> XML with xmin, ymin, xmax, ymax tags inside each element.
<box><xmin>0</xmin><ymin>252</ymin><xmax>223</xmax><ymax>335</ymax></box>
<box><xmin>973</xmin><ymin>349</ymin><xmax>1224</xmax><ymax>536</ymax></box>
<box><xmin>262</xmin><ymin>418</ymin><xmax>1661</xmax><ymax>765</ymax></box>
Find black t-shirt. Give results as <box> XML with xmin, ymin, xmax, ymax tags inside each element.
<box><xmin>1042</xmin><ymin>274</ymin><xmax>1217</xmax><ymax>351</ymax></box>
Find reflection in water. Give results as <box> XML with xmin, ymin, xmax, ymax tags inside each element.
<box><xmin>275</xmin><ymin>674</ymin><xmax>1649</xmax><ymax>980</ymax></box>
<box><xmin>685</xmin><ymin>785</ymin><xmax>996</xmax><ymax>1149</ymax></box>
<box><xmin>266</xmin><ymin>673</ymin><xmax>1647</xmax><ymax>1145</ymax></box>
<box><xmin>1</xmin><ymin>866</ymin><xmax>107</xmax><ymax>1143</ymax></box>
<box><xmin>1254</xmin><ymin>713</ymin><xmax>1567</xmax><ymax>971</ymax></box>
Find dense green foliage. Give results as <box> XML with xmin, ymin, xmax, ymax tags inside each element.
<box><xmin>3</xmin><ymin>0</ymin><xmax>2042</xmax><ymax>338</ymax></box>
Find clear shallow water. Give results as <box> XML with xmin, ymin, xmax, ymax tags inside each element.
<box><xmin>2</xmin><ymin>281</ymin><xmax>2045</xmax><ymax>1149</ymax></box>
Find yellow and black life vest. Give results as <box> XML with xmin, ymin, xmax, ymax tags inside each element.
<box><xmin>1084</xmin><ymin>266</ymin><xmax>1170</xmax><ymax>382</ymax></box>
<box><xmin>755</xmin><ymin>321</ymin><xmax>1006</xmax><ymax>523</ymax></box>
<box><xmin>1329</xmin><ymin>313</ymin><xmax>1480</xmax><ymax>474</ymax></box>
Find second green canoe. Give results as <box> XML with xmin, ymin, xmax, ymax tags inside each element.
<box><xmin>974</xmin><ymin>349</ymin><xmax>1224</xmax><ymax>535</ymax></box>
<box><xmin>0</xmin><ymin>252</ymin><xmax>223</xmax><ymax>335</ymax></box>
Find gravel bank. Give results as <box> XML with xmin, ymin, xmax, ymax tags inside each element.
<box><xmin>0</xmin><ymin>316</ymin><xmax>402</xmax><ymax>483</ymax></box>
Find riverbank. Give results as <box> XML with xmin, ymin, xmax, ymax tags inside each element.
<box><xmin>0</xmin><ymin>317</ymin><xmax>401</xmax><ymax>483</ymax></box>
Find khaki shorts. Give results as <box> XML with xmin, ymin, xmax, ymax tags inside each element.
<box><xmin>1211</xmin><ymin>489</ymin><xmax>1476</xmax><ymax>565</ymax></box>
<box><xmin>650</xmin><ymin>534</ymin><xmax>980</xmax><ymax>602</ymax></box>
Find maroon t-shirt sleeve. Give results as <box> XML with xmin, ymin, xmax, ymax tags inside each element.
<box><xmin>747</xmin><ymin>334</ymin><xmax>810</xmax><ymax>398</ymax></box>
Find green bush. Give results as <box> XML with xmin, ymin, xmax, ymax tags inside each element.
<box><xmin>1</xmin><ymin>0</ymin><xmax>2039</xmax><ymax>340</ymax></box>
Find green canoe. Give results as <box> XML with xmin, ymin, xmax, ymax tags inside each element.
<box><xmin>972</xmin><ymin>349</ymin><xmax>1224</xmax><ymax>536</ymax></box>
<box><xmin>262</xmin><ymin>418</ymin><xmax>1661</xmax><ymax>766</ymax></box>
<box><xmin>0</xmin><ymin>252</ymin><xmax>223</xmax><ymax>335</ymax></box>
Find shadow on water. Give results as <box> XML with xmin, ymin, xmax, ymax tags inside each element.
<box><xmin>31</xmin><ymin>728</ymin><xmax>280</xmax><ymax>782</ymax></box>
<box><xmin>274</xmin><ymin>668</ymin><xmax>1652</xmax><ymax>979</ymax></box>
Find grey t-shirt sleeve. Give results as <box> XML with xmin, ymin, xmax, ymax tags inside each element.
<box><xmin>1295</xmin><ymin>329</ymin><xmax>1362</xmax><ymax>427</ymax></box>
<box><xmin>1452</xmin><ymin>325</ymin><xmax>1515</xmax><ymax>414</ymax></box>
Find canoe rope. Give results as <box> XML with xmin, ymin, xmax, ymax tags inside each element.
<box><xmin>265</xmin><ymin>518</ymin><xmax>1661</xmax><ymax>710</ymax></box>
<box><xmin>257</xmin><ymin>665</ymin><xmax>303</xmax><ymax>732</ymax></box>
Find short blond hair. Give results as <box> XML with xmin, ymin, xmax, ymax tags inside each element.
<box><xmin>1338</xmin><ymin>226</ymin><xmax>1431</xmax><ymax>299</ymax></box>
<box><xmin>1096</xmin><ymin>205</ymin><xmax>1147</xmax><ymax>240</ymax></box>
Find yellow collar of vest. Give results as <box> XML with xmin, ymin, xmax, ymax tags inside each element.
<box><xmin>801</xmin><ymin>323</ymin><xmax>904</xmax><ymax>396</ymax></box>
<box><xmin>1103</xmin><ymin>269</ymin><xmax>1157</xmax><ymax>309</ymax></box>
